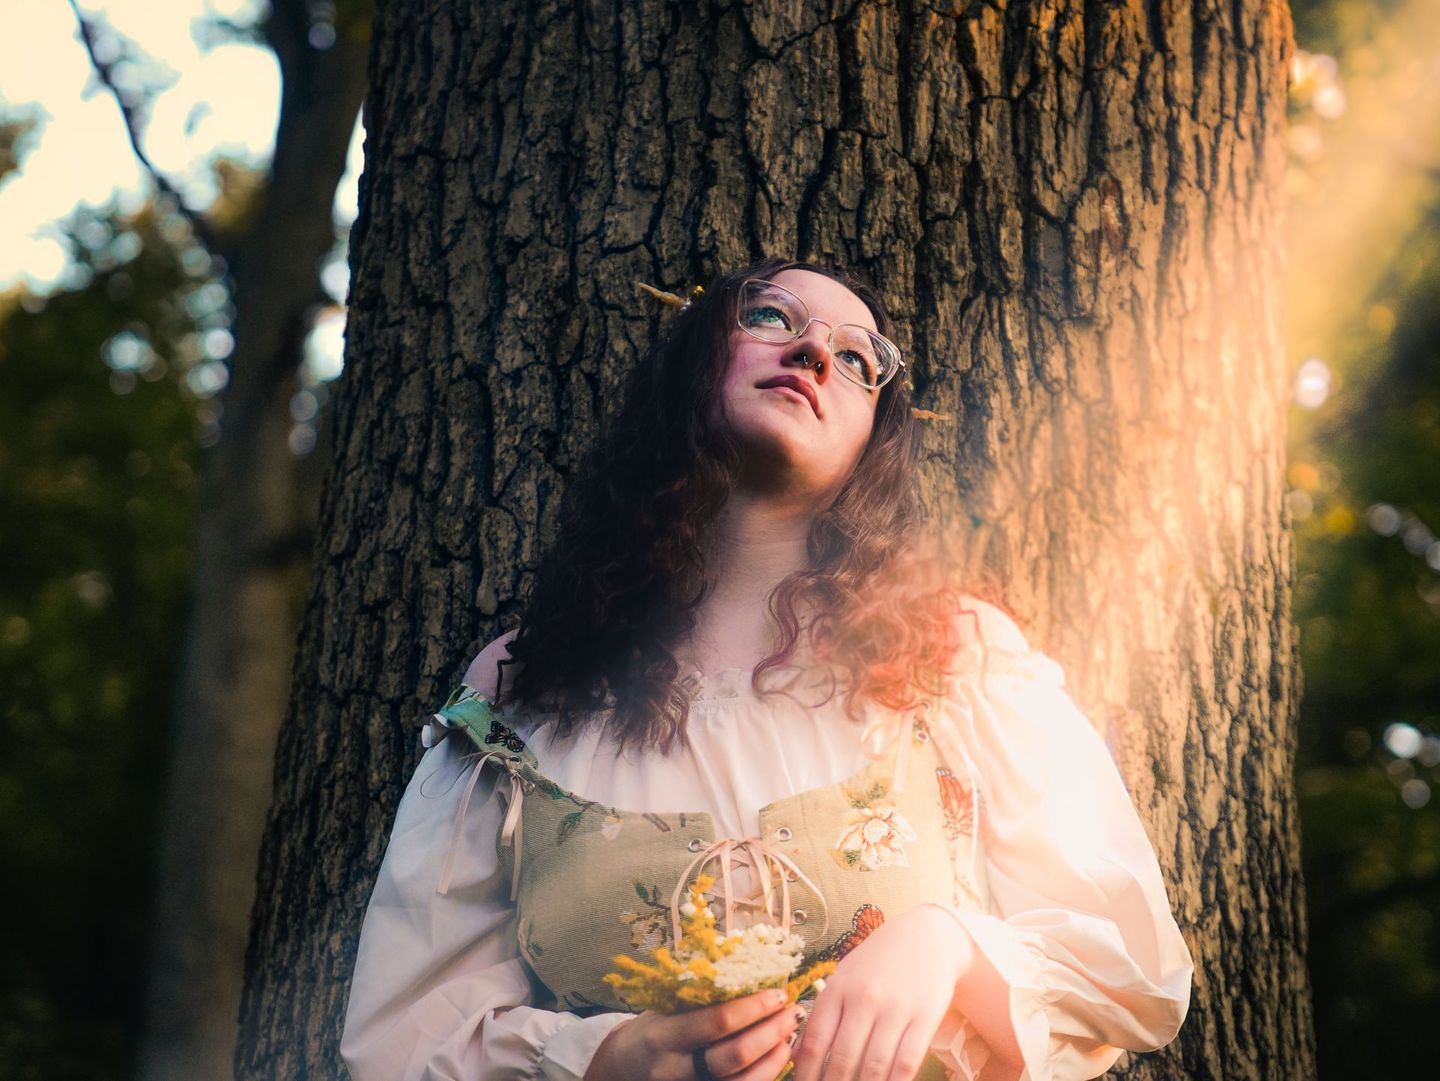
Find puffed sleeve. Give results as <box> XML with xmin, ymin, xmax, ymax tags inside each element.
<box><xmin>339</xmin><ymin>719</ymin><xmax>632</xmax><ymax>1081</ymax></box>
<box><xmin>925</xmin><ymin>615</ymin><xmax>1193</xmax><ymax>1081</ymax></box>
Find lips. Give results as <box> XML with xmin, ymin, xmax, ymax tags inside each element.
<box><xmin>755</xmin><ymin>375</ymin><xmax>820</xmax><ymax>417</ymax></box>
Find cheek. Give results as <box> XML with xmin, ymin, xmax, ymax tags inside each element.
<box><xmin>840</xmin><ymin>398</ymin><xmax>879</xmax><ymax>457</ymax></box>
<box><xmin>713</xmin><ymin>364</ymin><xmax>748</xmax><ymax>425</ymax></box>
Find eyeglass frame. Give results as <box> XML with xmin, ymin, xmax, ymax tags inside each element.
<box><xmin>732</xmin><ymin>277</ymin><xmax>906</xmax><ymax>391</ymax></box>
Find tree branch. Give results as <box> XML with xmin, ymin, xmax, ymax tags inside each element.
<box><xmin>66</xmin><ymin>0</ymin><xmax>224</xmax><ymax>258</ymax></box>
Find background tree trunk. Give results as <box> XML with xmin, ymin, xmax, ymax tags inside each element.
<box><xmin>135</xmin><ymin>4</ymin><xmax>369</xmax><ymax>1080</ymax></box>
<box><xmin>238</xmin><ymin>2</ymin><xmax>1311</xmax><ymax>1079</ymax></box>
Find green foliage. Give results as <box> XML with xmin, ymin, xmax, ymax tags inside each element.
<box><xmin>1291</xmin><ymin>0</ymin><xmax>1411</xmax><ymax>58</ymax></box>
<box><xmin>1288</xmin><ymin>2</ymin><xmax>1440</xmax><ymax>1076</ymax></box>
<box><xmin>1290</xmin><ymin>215</ymin><xmax>1440</xmax><ymax>1076</ymax></box>
<box><xmin>0</xmin><ymin>200</ymin><xmax>215</xmax><ymax>1081</ymax></box>
<box><xmin>0</xmin><ymin>106</ymin><xmax>42</xmax><ymax>188</ymax></box>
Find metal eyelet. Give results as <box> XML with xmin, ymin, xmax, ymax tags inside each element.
<box><xmin>913</xmin><ymin>727</ymin><xmax>930</xmax><ymax>744</ymax></box>
<box><xmin>775</xmin><ymin>826</ymin><xmax>793</xmax><ymax>842</ymax></box>
<box><xmin>791</xmin><ymin>909</ymin><xmax>808</xmax><ymax>925</ymax></box>
<box><xmin>785</xmin><ymin>868</ymin><xmax>798</xmax><ymax>882</ymax></box>
<box><xmin>688</xmin><ymin>838</ymin><xmax>705</xmax><ymax>853</ymax></box>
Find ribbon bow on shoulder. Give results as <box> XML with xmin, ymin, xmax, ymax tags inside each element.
<box><xmin>420</xmin><ymin>704</ymin><xmax>533</xmax><ymax>899</ymax></box>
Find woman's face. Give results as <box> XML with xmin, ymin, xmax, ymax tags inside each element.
<box><xmin>717</xmin><ymin>269</ymin><xmax>883</xmax><ymax>499</ymax></box>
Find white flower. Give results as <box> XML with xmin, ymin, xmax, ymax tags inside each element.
<box><xmin>834</xmin><ymin>800</ymin><xmax>918</xmax><ymax>870</ymax></box>
<box><xmin>679</xmin><ymin>901</ymin><xmax>697</xmax><ymax>917</ymax></box>
<box><xmin>706</xmin><ymin>922</ymin><xmax>807</xmax><ymax>994</ymax></box>
<box><xmin>619</xmin><ymin>910</ymin><xmax>670</xmax><ymax>951</ymax></box>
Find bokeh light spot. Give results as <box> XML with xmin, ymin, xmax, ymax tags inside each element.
<box><xmin>1400</xmin><ymin>779</ymin><xmax>1431</xmax><ymax>809</ymax></box>
<box><xmin>1383</xmin><ymin>721</ymin><xmax>1424</xmax><ymax>759</ymax></box>
<box><xmin>1367</xmin><ymin>503</ymin><xmax>1402</xmax><ymax>536</ymax></box>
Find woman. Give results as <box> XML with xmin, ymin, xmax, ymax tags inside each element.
<box><xmin>339</xmin><ymin>258</ymin><xmax>1193</xmax><ymax>1081</ymax></box>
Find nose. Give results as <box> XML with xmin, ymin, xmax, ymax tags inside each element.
<box><xmin>781</xmin><ymin>322</ymin><xmax>834</xmax><ymax>384</ymax></box>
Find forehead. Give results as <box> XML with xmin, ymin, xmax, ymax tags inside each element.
<box><xmin>763</xmin><ymin>269</ymin><xmax>877</xmax><ymax>333</ymax></box>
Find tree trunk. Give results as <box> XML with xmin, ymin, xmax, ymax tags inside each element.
<box><xmin>136</xmin><ymin>4</ymin><xmax>369</xmax><ymax>1080</ymax></box>
<box><xmin>239</xmin><ymin>2</ymin><xmax>1311</xmax><ymax>1079</ymax></box>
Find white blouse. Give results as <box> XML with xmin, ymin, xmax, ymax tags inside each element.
<box><xmin>339</xmin><ymin>605</ymin><xmax>1193</xmax><ymax>1081</ymax></box>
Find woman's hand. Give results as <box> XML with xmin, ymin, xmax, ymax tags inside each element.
<box><xmin>584</xmin><ymin>988</ymin><xmax>803</xmax><ymax>1081</ymax></box>
<box><xmin>788</xmin><ymin>905</ymin><xmax>974</xmax><ymax>1081</ymax></box>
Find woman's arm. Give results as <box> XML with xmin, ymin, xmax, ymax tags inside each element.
<box><xmin>925</xmin><ymin>603</ymin><xmax>1194</xmax><ymax>1081</ymax></box>
<box><xmin>789</xmin><ymin>602</ymin><xmax>1192</xmax><ymax>1081</ymax></box>
<box><xmin>340</xmin><ymin>634</ymin><xmax>630</xmax><ymax>1081</ymax></box>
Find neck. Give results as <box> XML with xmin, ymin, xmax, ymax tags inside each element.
<box><xmin>680</xmin><ymin>491</ymin><xmax>820</xmax><ymax>674</ymax></box>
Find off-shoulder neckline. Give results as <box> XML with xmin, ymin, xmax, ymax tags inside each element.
<box><xmin>435</xmin><ymin>680</ymin><xmax>925</xmax><ymax>824</ymax></box>
<box><xmin>677</xmin><ymin>663</ymin><xmax>847</xmax><ymax>702</ymax></box>
<box><xmin>458</xmin><ymin>639</ymin><xmax>1060</xmax><ymax>723</ymax></box>
<box><xmin>676</xmin><ymin>642</ymin><xmax>1062</xmax><ymax>700</ymax></box>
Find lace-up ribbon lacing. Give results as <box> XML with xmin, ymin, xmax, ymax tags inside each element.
<box><xmin>669</xmin><ymin>837</ymin><xmax>831</xmax><ymax>945</ymax></box>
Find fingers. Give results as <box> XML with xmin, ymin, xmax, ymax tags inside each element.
<box><xmin>883</xmin><ymin>1024</ymin><xmax>932</xmax><ymax>1081</ymax></box>
<box><xmin>810</xmin><ymin>1008</ymin><xmax>873</xmax><ymax>1081</ymax></box>
<box><xmin>644</xmin><ymin>989</ymin><xmax>790</xmax><ymax>1055</ymax></box>
<box><xmin>789</xmin><ymin>996</ymin><xmax>845</xmax><ymax>1081</ymax></box>
<box><xmin>675</xmin><ymin>989</ymin><xmax>791</xmax><ymax>1051</ymax></box>
<box><xmin>703</xmin><ymin>1004</ymin><xmax>804</xmax><ymax>1077</ymax></box>
<box><xmin>850</xmin><ymin>1016</ymin><xmax>908</xmax><ymax>1081</ymax></box>
<box><xmin>728</xmin><ymin>1036</ymin><xmax>794</xmax><ymax>1081</ymax></box>
<box><xmin>792</xmin><ymin>1005</ymin><xmax>938</xmax><ymax>1081</ymax></box>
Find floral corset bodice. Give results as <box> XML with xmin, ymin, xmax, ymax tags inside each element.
<box><xmin>423</xmin><ymin>684</ymin><xmax>994</xmax><ymax>1081</ymax></box>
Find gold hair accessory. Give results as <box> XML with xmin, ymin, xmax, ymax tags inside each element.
<box><xmin>636</xmin><ymin>281</ymin><xmax>705</xmax><ymax>310</ymax></box>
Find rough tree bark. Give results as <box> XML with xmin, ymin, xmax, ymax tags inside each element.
<box><xmin>238</xmin><ymin>2</ymin><xmax>1312</xmax><ymax>1079</ymax></box>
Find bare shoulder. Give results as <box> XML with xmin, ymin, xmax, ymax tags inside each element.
<box><xmin>954</xmin><ymin>592</ymin><xmax>1033</xmax><ymax>654</ymax></box>
<box><xmin>463</xmin><ymin>628</ymin><xmax>520</xmax><ymax>700</ymax></box>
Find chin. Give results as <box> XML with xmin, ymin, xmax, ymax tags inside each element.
<box><xmin>728</xmin><ymin>413</ymin><xmax>806</xmax><ymax>461</ymax></box>
<box><xmin>739</xmin><ymin>446</ymin><xmax>851</xmax><ymax>499</ymax></box>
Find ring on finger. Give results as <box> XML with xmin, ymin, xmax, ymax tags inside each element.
<box><xmin>692</xmin><ymin>1044</ymin><xmax>721</xmax><ymax>1081</ymax></box>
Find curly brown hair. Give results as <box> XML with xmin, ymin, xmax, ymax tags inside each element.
<box><xmin>500</xmin><ymin>256</ymin><xmax>1002</xmax><ymax>752</ymax></box>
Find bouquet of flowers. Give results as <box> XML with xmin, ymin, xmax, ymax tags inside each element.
<box><xmin>604</xmin><ymin>874</ymin><xmax>835</xmax><ymax>1075</ymax></box>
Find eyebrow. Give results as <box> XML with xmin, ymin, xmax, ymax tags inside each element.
<box><xmin>763</xmin><ymin>286</ymin><xmax>875</xmax><ymax>328</ymax></box>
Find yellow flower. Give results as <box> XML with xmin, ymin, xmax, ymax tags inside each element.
<box><xmin>603</xmin><ymin>874</ymin><xmax>834</xmax><ymax>1018</ymax></box>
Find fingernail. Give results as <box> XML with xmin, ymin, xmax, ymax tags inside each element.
<box><xmin>792</xmin><ymin>1007</ymin><xmax>806</xmax><ymax>1024</ymax></box>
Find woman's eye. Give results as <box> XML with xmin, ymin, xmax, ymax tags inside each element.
<box><xmin>838</xmin><ymin>350</ymin><xmax>877</xmax><ymax>381</ymax></box>
<box><xmin>744</xmin><ymin>305</ymin><xmax>790</xmax><ymax>329</ymax></box>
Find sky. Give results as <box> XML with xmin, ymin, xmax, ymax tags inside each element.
<box><xmin>0</xmin><ymin>0</ymin><xmax>362</xmax><ymax>307</ymax></box>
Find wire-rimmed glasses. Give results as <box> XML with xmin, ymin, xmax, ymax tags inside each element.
<box><xmin>734</xmin><ymin>278</ymin><xmax>904</xmax><ymax>390</ymax></box>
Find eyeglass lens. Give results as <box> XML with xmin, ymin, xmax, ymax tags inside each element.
<box><xmin>737</xmin><ymin>281</ymin><xmax>897</xmax><ymax>388</ymax></box>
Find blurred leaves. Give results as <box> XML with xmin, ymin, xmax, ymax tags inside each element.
<box><xmin>1</xmin><ymin>3</ymin><xmax>362</xmax><ymax>1078</ymax></box>
<box><xmin>1287</xmin><ymin>1</ymin><xmax>1440</xmax><ymax>1076</ymax></box>
<box><xmin>0</xmin><ymin>107</ymin><xmax>43</xmax><ymax>188</ymax></box>
<box><xmin>0</xmin><ymin>0</ymin><xmax>1431</xmax><ymax>1077</ymax></box>
<box><xmin>0</xmin><ymin>198</ymin><xmax>220</xmax><ymax>1080</ymax></box>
